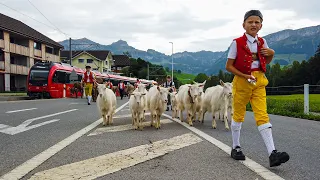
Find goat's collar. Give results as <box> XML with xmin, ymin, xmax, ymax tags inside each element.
<box><xmin>188</xmin><ymin>88</ymin><xmax>194</xmax><ymax>104</ymax></box>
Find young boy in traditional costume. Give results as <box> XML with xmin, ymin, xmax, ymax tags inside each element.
<box><xmin>82</xmin><ymin>65</ymin><xmax>97</xmax><ymax>105</ymax></box>
<box><xmin>226</xmin><ymin>10</ymin><xmax>290</xmax><ymax>167</ymax></box>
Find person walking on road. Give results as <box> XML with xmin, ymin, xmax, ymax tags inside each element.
<box><xmin>118</xmin><ymin>80</ymin><xmax>125</xmax><ymax>100</ymax></box>
<box><xmin>225</xmin><ymin>10</ymin><xmax>289</xmax><ymax>167</ymax></box>
<box><xmin>163</xmin><ymin>75</ymin><xmax>175</xmax><ymax>111</ymax></box>
<box><xmin>82</xmin><ymin>65</ymin><xmax>97</xmax><ymax>105</ymax></box>
<box><xmin>106</xmin><ymin>79</ymin><xmax>113</xmax><ymax>89</ymax></box>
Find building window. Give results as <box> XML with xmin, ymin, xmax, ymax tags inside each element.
<box><xmin>0</xmin><ymin>50</ymin><xmax>4</xmax><ymax>61</ymax></box>
<box><xmin>117</xmin><ymin>67</ymin><xmax>122</xmax><ymax>70</ymax></box>
<box><xmin>105</xmin><ymin>61</ymin><xmax>108</xmax><ymax>65</ymax></box>
<box><xmin>93</xmin><ymin>68</ymin><xmax>99</xmax><ymax>71</ymax></box>
<box><xmin>78</xmin><ymin>59</ymin><xmax>84</xmax><ymax>63</ymax></box>
<box><xmin>0</xmin><ymin>30</ymin><xmax>3</xmax><ymax>39</ymax></box>
<box><xmin>87</xmin><ymin>59</ymin><xmax>93</xmax><ymax>64</ymax></box>
<box><xmin>10</xmin><ymin>37</ymin><xmax>15</xmax><ymax>43</ymax></box>
<box><xmin>34</xmin><ymin>42</ymin><xmax>41</xmax><ymax>50</ymax></box>
<box><xmin>46</xmin><ymin>46</ymin><xmax>53</xmax><ymax>54</ymax></box>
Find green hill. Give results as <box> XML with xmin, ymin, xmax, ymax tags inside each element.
<box><xmin>166</xmin><ymin>71</ymin><xmax>195</xmax><ymax>84</ymax></box>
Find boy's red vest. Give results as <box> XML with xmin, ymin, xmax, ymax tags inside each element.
<box><xmin>83</xmin><ymin>71</ymin><xmax>94</xmax><ymax>83</ymax></box>
<box><xmin>233</xmin><ymin>34</ymin><xmax>267</xmax><ymax>75</ymax></box>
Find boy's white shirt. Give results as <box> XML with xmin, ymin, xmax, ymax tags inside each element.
<box><xmin>227</xmin><ymin>33</ymin><xmax>269</xmax><ymax>69</ymax></box>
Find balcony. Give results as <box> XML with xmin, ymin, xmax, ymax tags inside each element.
<box><xmin>45</xmin><ymin>53</ymin><xmax>59</xmax><ymax>62</ymax></box>
<box><xmin>0</xmin><ymin>39</ymin><xmax>4</xmax><ymax>49</ymax></box>
<box><xmin>9</xmin><ymin>43</ymin><xmax>30</xmax><ymax>57</ymax></box>
<box><xmin>34</xmin><ymin>49</ymin><xmax>42</xmax><ymax>57</ymax></box>
<box><xmin>0</xmin><ymin>61</ymin><xmax>4</xmax><ymax>70</ymax></box>
<box><xmin>10</xmin><ymin>64</ymin><xmax>29</xmax><ymax>75</ymax></box>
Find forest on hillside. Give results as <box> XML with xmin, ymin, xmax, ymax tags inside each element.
<box><xmin>121</xmin><ymin>45</ymin><xmax>320</xmax><ymax>94</ymax></box>
<box><xmin>120</xmin><ymin>57</ymin><xmax>182</xmax><ymax>87</ymax></box>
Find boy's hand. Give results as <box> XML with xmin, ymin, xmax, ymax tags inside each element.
<box><xmin>243</xmin><ymin>74</ymin><xmax>256</xmax><ymax>81</ymax></box>
<box><xmin>260</xmin><ymin>48</ymin><xmax>274</xmax><ymax>57</ymax></box>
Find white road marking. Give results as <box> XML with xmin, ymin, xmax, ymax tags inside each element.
<box><xmin>0</xmin><ymin>102</ymin><xmax>129</xmax><ymax>180</ymax></box>
<box><xmin>88</xmin><ymin>119</ymin><xmax>173</xmax><ymax>136</ymax></box>
<box><xmin>68</xmin><ymin>103</ymin><xmax>79</xmax><ymax>105</ymax></box>
<box><xmin>5</xmin><ymin>108</ymin><xmax>37</xmax><ymax>114</ymax></box>
<box><xmin>0</xmin><ymin>98</ymin><xmax>58</xmax><ymax>104</ymax></box>
<box><xmin>0</xmin><ymin>109</ymin><xmax>78</xmax><ymax>135</ymax></box>
<box><xmin>29</xmin><ymin>133</ymin><xmax>202</xmax><ymax>180</ymax></box>
<box><xmin>113</xmin><ymin>112</ymin><xmax>151</xmax><ymax>119</ymax></box>
<box><xmin>162</xmin><ymin>114</ymin><xmax>284</xmax><ymax>180</ymax></box>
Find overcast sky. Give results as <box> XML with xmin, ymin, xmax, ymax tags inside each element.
<box><xmin>1</xmin><ymin>0</ymin><xmax>320</xmax><ymax>54</ymax></box>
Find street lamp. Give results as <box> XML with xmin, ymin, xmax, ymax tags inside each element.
<box><xmin>169</xmin><ymin>42</ymin><xmax>173</xmax><ymax>80</ymax></box>
<box><xmin>130</xmin><ymin>73</ymin><xmax>132</xmax><ymax>77</ymax></box>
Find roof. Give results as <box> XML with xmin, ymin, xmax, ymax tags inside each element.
<box><xmin>60</xmin><ymin>50</ymin><xmax>111</xmax><ymax>61</ymax></box>
<box><xmin>112</xmin><ymin>55</ymin><xmax>131</xmax><ymax>66</ymax></box>
<box><xmin>0</xmin><ymin>13</ymin><xmax>63</xmax><ymax>48</ymax></box>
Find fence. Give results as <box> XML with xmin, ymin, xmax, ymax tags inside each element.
<box><xmin>266</xmin><ymin>84</ymin><xmax>320</xmax><ymax>115</ymax></box>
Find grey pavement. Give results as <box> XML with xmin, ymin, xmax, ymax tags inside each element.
<box><xmin>0</xmin><ymin>98</ymin><xmax>319</xmax><ymax>180</ymax></box>
<box><xmin>0</xmin><ymin>98</ymin><xmax>127</xmax><ymax>177</ymax></box>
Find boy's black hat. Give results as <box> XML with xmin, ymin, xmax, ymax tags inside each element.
<box><xmin>244</xmin><ymin>10</ymin><xmax>263</xmax><ymax>21</ymax></box>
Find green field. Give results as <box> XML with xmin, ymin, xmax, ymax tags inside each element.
<box><xmin>0</xmin><ymin>93</ymin><xmax>27</xmax><ymax>96</ymax></box>
<box><xmin>247</xmin><ymin>94</ymin><xmax>320</xmax><ymax>121</ymax></box>
<box><xmin>267</xmin><ymin>94</ymin><xmax>320</xmax><ymax>113</ymax></box>
<box><xmin>167</xmin><ymin>72</ymin><xmax>196</xmax><ymax>84</ymax></box>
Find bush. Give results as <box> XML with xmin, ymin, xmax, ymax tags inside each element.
<box><xmin>246</xmin><ymin>98</ymin><xmax>320</xmax><ymax>121</ymax></box>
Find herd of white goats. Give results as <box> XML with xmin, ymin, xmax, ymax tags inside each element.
<box><xmin>96</xmin><ymin>80</ymin><xmax>233</xmax><ymax>131</ymax></box>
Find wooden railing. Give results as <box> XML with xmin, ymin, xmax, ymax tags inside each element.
<box><xmin>10</xmin><ymin>64</ymin><xmax>29</xmax><ymax>75</ymax></box>
<box><xmin>45</xmin><ymin>53</ymin><xmax>60</xmax><ymax>62</ymax></box>
<box><xmin>9</xmin><ymin>43</ymin><xmax>30</xmax><ymax>56</ymax></box>
<box><xmin>34</xmin><ymin>49</ymin><xmax>42</xmax><ymax>57</ymax></box>
<box><xmin>0</xmin><ymin>39</ymin><xmax>4</xmax><ymax>49</ymax></box>
<box><xmin>0</xmin><ymin>61</ymin><xmax>4</xmax><ymax>70</ymax></box>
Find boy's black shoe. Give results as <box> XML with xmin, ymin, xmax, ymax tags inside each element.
<box><xmin>231</xmin><ymin>146</ymin><xmax>246</xmax><ymax>160</ymax></box>
<box><xmin>269</xmin><ymin>150</ymin><xmax>290</xmax><ymax>167</ymax></box>
<box><xmin>88</xmin><ymin>102</ymin><xmax>90</xmax><ymax>105</ymax></box>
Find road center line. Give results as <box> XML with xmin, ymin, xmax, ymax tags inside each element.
<box><xmin>162</xmin><ymin>113</ymin><xmax>285</xmax><ymax>180</ymax></box>
<box><xmin>0</xmin><ymin>102</ymin><xmax>129</xmax><ymax>180</ymax></box>
<box><xmin>5</xmin><ymin>108</ymin><xmax>37</xmax><ymax>114</ymax></box>
<box><xmin>29</xmin><ymin>133</ymin><xmax>203</xmax><ymax>180</ymax></box>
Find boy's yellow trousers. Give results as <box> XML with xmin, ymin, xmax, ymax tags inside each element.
<box><xmin>84</xmin><ymin>83</ymin><xmax>93</xmax><ymax>96</ymax></box>
<box><xmin>232</xmin><ymin>71</ymin><xmax>270</xmax><ymax>126</ymax></box>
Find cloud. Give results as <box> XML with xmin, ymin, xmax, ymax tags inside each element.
<box><xmin>1</xmin><ymin>0</ymin><xmax>320</xmax><ymax>54</ymax></box>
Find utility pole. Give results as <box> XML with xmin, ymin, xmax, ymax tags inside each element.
<box><xmin>147</xmin><ymin>64</ymin><xmax>149</xmax><ymax>80</ymax></box>
<box><xmin>69</xmin><ymin>37</ymin><xmax>72</xmax><ymax>65</ymax></box>
<box><xmin>169</xmin><ymin>42</ymin><xmax>173</xmax><ymax>80</ymax></box>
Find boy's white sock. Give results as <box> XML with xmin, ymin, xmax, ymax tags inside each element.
<box><xmin>231</xmin><ymin>120</ymin><xmax>242</xmax><ymax>149</ymax></box>
<box><xmin>259</xmin><ymin>127</ymin><xmax>276</xmax><ymax>156</ymax></box>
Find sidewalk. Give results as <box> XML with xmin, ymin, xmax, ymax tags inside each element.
<box><xmin>0</xmin><ymin>96</ymin><xmax>31</xmax><ymax>101</ymax></box>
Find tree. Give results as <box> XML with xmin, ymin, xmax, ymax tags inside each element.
<box><xmin>194</xmin><ymin>73</ymin><xmax>208</xmax><ymax>83</ymax></box>
<box><xmin>218</xmin><ymin>70</ymin><xmax>225</xmax><ymax>81</ymax></box>
<box><xmin>165</xmin><ymin>67</ymin><xmax>170</xmax><ymax>72</ymax></box>
<box><xmin>177</xmin><ymin>70</ymin><xmax>182</xmax><ymax>74</ymax></box>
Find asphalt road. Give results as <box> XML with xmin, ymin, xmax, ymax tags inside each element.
<box><xmin>0</xmin><ymin>97</ymin><xmax>319</xmax><ymax>180</ymax></box>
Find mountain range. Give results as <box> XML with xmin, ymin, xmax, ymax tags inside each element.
<box><xmin>59</xmin><ymin>24</ymin><xmax>320</xmax><ymax>75</ymax></box>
